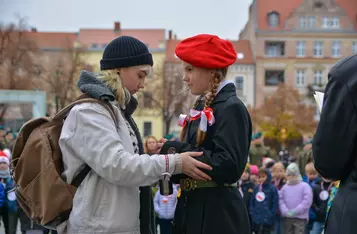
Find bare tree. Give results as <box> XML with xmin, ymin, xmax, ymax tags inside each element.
<box><xmin>138</xmin><ymin>62</ymin><xmax>193</xmax><ymax>136</ymax></box>
<box><xmin>0</xmin><ymin>18</ymin><xmax>40</xmax><ymax>123</ymax></box>
<box><xmin>42</xmin><ymin>43</ymin><xmax>88</xmax><ymax>113</ymax></box>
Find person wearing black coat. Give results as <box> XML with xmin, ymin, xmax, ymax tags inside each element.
<box><xmin>313</xmin><ymin>54</ymin><xmax>357</xmax><ymax>234</ymax></box>
<box><xmin>239</xmin><ymin>165</ymin><xmax>255</xmax><ymax>230</ymax></box>
<box><xmin>159</xmin><ymin>34</ymin><xmax>252</xmax><ymax>234</ymax></box>
<box><xmin>310</xmin><ymin>179</ymin><xmax>335</xmax><ymax>234</ymax></box>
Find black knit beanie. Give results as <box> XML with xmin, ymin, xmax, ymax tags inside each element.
<box><xmin>100</xmin><ymin>36</ymin><xmax>153</xmax><ymax>70</ymax></box>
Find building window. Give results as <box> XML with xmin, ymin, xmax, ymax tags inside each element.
<box><xmin>299</xmin><ymin>16</ymin><xmax>307</xmax><ymax>28</ymax></box>
<box><xmin>265</xmin><ymin>41</ymin><xmax>285</xmax><ymax>57</ymax></box>
<box><xmin>308</xmin><ymin>16</ymin><xmax>316</xmax><ymax>28</ymax></box>
<box><xmin>331</xmin><ymin>16</ymin><xmax>340</xmax><ymax>28</ymax></box>
<box><xmin>314</xmin><ymin>41</ymin><xmax>324</xmax><ymax>57</ymax></box>
<box><xmin>352</xmin><ymin>41</ymin><xmax>357</xmax><ymax>54</ymax></box>
<box><xmin>322</xmin><ymin>16</ymin><xmax>329</xmax><ymax>28</ymax></box>
<box><xmin>296</xmin><ymin>41</ymin><xmax>306</xmax><ymax>57</ymax></box>
<box><xmin>265</xmin><ymin>70</ymin><xmax>285</xmax><ymax>86</ymax></box>
<box><xmin>91</xmin><ymin>43</ymin><xmax>98</xmax><ymax>48</ymax></box>
<box><xmin>235</xmin><ymin>76</ymin><xmax>244</xmax><ymax>96</ymax></box>
<box><xmin>331</xmin><ymin>40</ymin><xmax>341</xmax><ymax>57</ymax></box>
<box><xmin>268</xmin><ymin>12</ymin><xmax>280</xmax><ymax>27</ymax></box>
<box><xmin>143</xmin><ymin>122</ymin><xmax>152</xmax><ymax>137</ymax></box>
<box><xmin>143</xmin><ymin>92</ymin><xmax>153</xmax><ymax>108</ymax></box>
<box><xmin>314</xmin><ymin>70</ymin><xmax>323</xmax><ymax>85</ymax></box>
<box><xmin>322</xmin><ymin>16</ymin><xmax>340</xmax><ymax>29</ymax></box>
<box><xmin>296</xmin><ymin>70</ymin><xmax>305</xmax><ymax>87</ymax></box>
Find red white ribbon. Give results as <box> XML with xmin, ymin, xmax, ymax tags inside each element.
<box><xmin>177</xmin><ymin>108</ymin><xmax>215</xmax><ymax>132</ymax></box>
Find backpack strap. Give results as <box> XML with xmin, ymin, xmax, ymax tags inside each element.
<box><xmin>70</xmin><ymin>164</ymin><xmax>91</xmax><ymax>187</ymax></box>
<box><xmin>54</xmin><ymin>95</ymin><xmax>119</xmax><ymax>188</ymax></box>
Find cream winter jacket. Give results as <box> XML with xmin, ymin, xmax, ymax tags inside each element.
<box><xmin>57</xmin><ymin>102</ymin><xmax>182</xmax><ymax>234</ymax></box>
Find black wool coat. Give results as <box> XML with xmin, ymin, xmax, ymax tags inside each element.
<box><xmin>313</xmin><ymin>54</ymin><xmax>357</xmax><ymax>234</ymax></box>
<box><xmin>161</xmin><ymin>84</ymin><xmax>252</xmax><ymax>234</ymax></box>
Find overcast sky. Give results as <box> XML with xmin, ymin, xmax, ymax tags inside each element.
<box><xmin>0</xmin><ymin>0</ymin><xmax>253</xmax><ymax>39</ymax></box>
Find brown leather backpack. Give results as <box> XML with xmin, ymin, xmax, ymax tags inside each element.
<box><xmin>11</xmin><ymin>95</ymin><xmax>117</xmax><ymax>229</ymax></box>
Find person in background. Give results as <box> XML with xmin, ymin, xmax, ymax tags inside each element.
<box><xmin>4</xmin><ymin>132</ymin><xmax>15</xmax><ymax>151</ymax></box>
<box><xmin>279</xmin><ymin>163</ymin><xmax>313</xmax><ymax>234</ymax></box>
<box><xmin>145</xmin><ymin>136</ymin><xmax>158</xmax><ymax>155</ymax></box>
<box><xmin>0</xmin><ymin>151</ymin><xmax>17</xmax><ymax>234</ymax></box>
<box><xmin>271</xmin><ymin>162</ymin><xmax>286</xmax><ymax>234</ymax></box>
<box><xmin>303</xmin><ymin>162</ymin><xmax>321</xmax><ymax>232</ymax></box>
<box><xmin>18</xmin><ymin>208</ymin><xmax>55</xmax><ymax>234</ymax></box>
<box><xmin>153</xmin><ymin>184</ymin><xmax>178</xmax><ymax>234</ymax></box>
<box><xmin>303</xmin><ymin>162</ymin><xmax>321</xmax><ymax>187</ymax></box>
<box><xmin>239</xmin><ymin>164</ymin><xmax>255</xmax><ymax>228</ymax></box>
<box><xmin>250</xmin><ymin>165</ymin><xmax>259</xmax><ymax>185</ymax></box>
<box><xmin>249</xmin><ymin>167</ymin><xmax>278</xmax><ymax>234</ymax></box>
<box><xmin>0</xmin><ymin>127</ymin><xmax>6</xmax><ymax>148</ymax></box>
<box><xmin>262</xmin><ymin>157</ymin><xmax>275</xmax><ymax>171</ymax></box>
<box><xmin>310</xmin><ymin>177</ymin><xmax>335</xmax><ymax>234</ymax></box>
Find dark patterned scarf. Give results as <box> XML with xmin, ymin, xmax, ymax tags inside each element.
<box><xmin>124</xmin><ymin>97</ymin><xmax>156</xmax><ymax>234</ymax></box>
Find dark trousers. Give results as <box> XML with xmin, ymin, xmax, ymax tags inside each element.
<box><xmin>254</xmin><ymin>224</ymin><xmax>272</xmax><ymax>234</ymax></box>
<box><xmin>159</xmin><ymin>218</ymin><xmax>172</xmax><ymax>234</ymax></box>
<box><xmin>0</xmin><ymin>207</ymin><xmax>18</xmax><ymax>234</ymax></box>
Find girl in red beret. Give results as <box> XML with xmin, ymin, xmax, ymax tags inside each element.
<box><xmin>160</xmin><ymin>34</ymin><xmax>252</xmax><ymax>234</ymax></box>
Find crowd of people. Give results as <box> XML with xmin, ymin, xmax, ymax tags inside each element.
<box><xmin>146</xmin><ymin>132</ymin><xmax>338</xmax><ymax>234</ymax></box>
<box><xmin>1</xmin><ymin>32</ymin><xmax>356</xmax><ymax>234</ymax></box>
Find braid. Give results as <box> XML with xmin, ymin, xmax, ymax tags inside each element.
<box><xmin>196</xmin><ymin>71</ymin><xmax>223</xmax><ymax>146</ymax></box>
<box><xmin>180</xmin><ymin>97</ymin><xmax>201</xmax><ymax>141</ymax></box>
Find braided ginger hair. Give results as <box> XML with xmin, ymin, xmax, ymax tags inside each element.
<box><xmin>180</xmin><ymin>68</ymin><xmax>228</xmax><ymax>146</ymax></box>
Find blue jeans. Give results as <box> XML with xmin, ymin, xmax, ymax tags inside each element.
<box><xmin>271</xmin><ymin>216</ymin><xmax>284</xmax><ymax>234</ymax></box>
<box><xmin>310</xmin><ymin>221</ymin><xmax>324</xmax><ymax>234</ymax></box>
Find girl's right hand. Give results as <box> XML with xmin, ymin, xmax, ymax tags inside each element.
<box><xmin>179</xmin><ymin>151</ymin><xmax>212</xmax><ymax>181</ymax></box>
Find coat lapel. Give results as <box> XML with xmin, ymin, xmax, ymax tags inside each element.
<box><xmin>184</xmin><ymin>83</ymin><xmax>237</xmax><ymax>145</ymax></box>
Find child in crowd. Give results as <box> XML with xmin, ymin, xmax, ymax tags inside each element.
<box><xmin>154</xmin><ymin>184</ymin><xmax>178</xmax><ymax>234</ymax></box>
<box><xmin>303</xmin><ymin>162</ymin><xmax>321</xmax><ymax>231</ymax></box>
<box><xmin>271</xmin><ymin>162</ymin><xmax>286</xmax><ymax>234</ymax></box>
<box><xmin>0</xmin><ymin>150</ymin><xmax>16</xmax><ymax>234</ymax></box>
<box><xmin>279</xmin><ymin>163</ymin><xmax>312</xmax><ymax>234</ymax></box>
<box><xmin>249</xmin><ymin>168</ymin><xmax>278</xmax><ymax>234</ymax></box>
<box><xmin>238</xmin><ymin>165</ymin><xmax>255</xmax><ymax>228</ymax></box>
<box><xmin>249</xmin><ymin>165</ymin><xmax>259</xmax><ymax>185</ymax></box>
<box><xmin>303</xmin><ymin>162</ymin><xmax>321</xmax><ymax>187</ymax></box>
<box><xmin>311</xmin><ymin>177</ymin><xmax>335</xmax><ymax>234</ymax></box>
<box><xmin>262</xmin><ymin>157</ymin><xmax>275</xmax><ymax>171</ymax></box>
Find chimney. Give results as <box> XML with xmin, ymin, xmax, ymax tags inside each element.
<box><xmin>168</xmin><ymin>30</ymin><xmax>172</xmax><ymax>40</ymax></box>
<box><xmin>114</xmin><ymin>21</ymin><xmax>121</xmax><ymax>31</ymax></box>
<box><xmin>31</xmin><ymin>27</ymin><xmax>37</xmax><ymax>32</ymax></box>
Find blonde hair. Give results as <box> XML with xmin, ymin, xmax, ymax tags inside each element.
<box><xmin>272</xmin><ymin>162</ymin><xmax>285</xmax><ymax>172</ymax></box>
<box><xmin>305</xmin><ymin>162</ymin><xmax>317</xmax><ymax>174</ymax></box>
<box><xmin>180</xmin><ymin>67</ymin><xmax>228</xmax><ymax>146</ymax></box>
<box><xmin>97</xmin><ymin>65</ymin><xmax>152</xmax><ymax>106</ymax></box>
<box><xmin>144</xmin><ymin>136</ymin><xmax>158</xmax><ymax>154</ymax></box>
<box><xmin>272</xmin><ymin>162</ymin><xmax>286</xmax><ymax>180</ymax></box>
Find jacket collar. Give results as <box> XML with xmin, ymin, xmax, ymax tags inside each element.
<box><xmin>211</xmin><ymin>81</ymin><xmax>236</xmax><ymax>105</ymax></box>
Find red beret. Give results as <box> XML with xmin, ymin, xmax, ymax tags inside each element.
<box><xmin>175</xmin><ymin>34</ymin><xmax>237</xmax><ymax>69</ymax></box>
